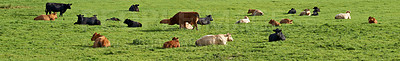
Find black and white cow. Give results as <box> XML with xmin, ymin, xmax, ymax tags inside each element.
<box><xmin>74</xmin><ymin>14</ymin><xmax>101</xmax><ymax>25</ymax></box>
<box><xmin>124</xmin><ymin>19</ymin><xmax>142</xmax><ymax>27</ymax></box>
<box><xmin>269</xmin><ymin>28</ymin><xmax>286</xmax><ymax>42</ymax></box>
<box><xmin>287</xmin><ymin>8</ymin><xmax>296</xmax><ymax>14</ymax></box>
<box><xmin>129</xmin><ymin>4</ymin><xmax>139</xmax><ymax>12</ymax></box>
<box><xmin>45</xmin><ymin>3</ymin><xmax>72</xmax><ymax>16</ymax></box>
<box><xmin>197</xmin><ymin>15</ymin><xmax>213</xmax><ymax>25</ymax></box>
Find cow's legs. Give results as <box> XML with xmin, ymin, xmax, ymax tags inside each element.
<box><xmin>60</xmin><ymin>11</ymin><xmax>65</xmax><ymax>17</ymax></box>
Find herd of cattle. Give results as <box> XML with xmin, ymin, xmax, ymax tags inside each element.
<box><xmin>32</xmin><ymin>2</ymin><xmax>379</xmax><ymax>48</ymax></box>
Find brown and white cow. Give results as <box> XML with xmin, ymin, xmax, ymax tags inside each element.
<box><xmin>163</xmin><ymin>37</ymin><xmax>180</xmax><ymax>48</ymax></box>
<box><xmin>248</xmin><ymin>9</ymin><xmax>264</xmax><ymax>16</ymax></box>
<box><xmin>160</xmin><ymin>12</ymin><xmax>199</xmax><ymax>30</ymax></box>
<box><xmin>299</xmin><ymin>9</ymin><xmax>311</xmax><ymax>16</ymax></box>
<box><xmin>280</xmin><ymin>18</ymin><xmax>293</xmax><ymax>24</ymax></box>
<box><xmin>91</xmin><ymin>32</ymin><xmax>110</xmax><ymax>48</ymax></box>
<box><xmin>368</xmin><ymin>16</ymin><xmax>377</xmax><ymax>24</ymax></box>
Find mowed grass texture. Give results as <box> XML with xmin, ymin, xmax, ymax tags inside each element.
<box><xmin>1</xmin><ymin>0</ymin><xmax>400</xmax><ymax>60</ymax></box>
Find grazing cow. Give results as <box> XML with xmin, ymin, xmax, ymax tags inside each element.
<box><xmin>368</xmin><ymin>16</ymin><xmax>377</xmax><ymax>24</ymax></box>
<box><xmin>335</xmin><ymin>11</ymin><xmax>351</xmax><ymax>19</ymax></box>
<box><xmin>91</xmin><ymin>32</ymin><xmax>110</xmax><ymax>48</ymax></box>
<box><xmin>287</xmin><ymin>8</ymin><xmax>296</xmax><ymax>14</ymax></box>
<box><xmin>123</xmin><ymin>19</ymin><xmax>142</xmax><ymax>27</ymax></box>
<box><xmin>299</xmin><ymin>9</ymin><xmax>311</xmax><ymax>16</ymax></box>
<box><xmin>106</xmin><ymin>17</ymin><xmax>120</xmax><ymax>21</ymax></box>
<box><xmin>280</xmin><ymin>18</ymin><xmax>293</xmax><ymax>24</ymax></box>
<box><xmin>269</xmin><ymin>19</ymin><xmax>281</xmax><ymax>26</ymax></box>
<box><xmin>236</xmin><ymin>16</ymin><xmax>250</xmax><ymax>24</ymax></box>
<box><xmin>195</xmin><ymin>33</ymin><xmax>233</xmax><ymax>46</ymax></box>
<box><xmin>129</xmin><ymin>4</ymin><xmax>139</xmax><ymax>12</ymax></box>
<box><xmin>247</xmin><ymin>9</ymin><xmax>264</xmax><ymax>16</ymax></box>
<box><xmin>34</xmin><ymin>13</ymin><xmax>58</xmax><ymax>21</ymax></box>
<box><xmin>269</xmin><ymin>28</ymin><xmax>286</xmax><ymax>42</ymax></box>
<box><xmin>197</xmin><ymin>15</ymin><xmax>213</xmax><ymax>25</ymax></box>
<box><xmin>45</xmin><ymin>3</ymin><xmax>72</xmax><ymax>16</ymax></box>
<box><xmin>160</xmin><ymin>12</ymin><xmax>199</xmax><ymax>30</ymax></box>
<box><xmin>74</xmin><ymin>14</ymin><xmax>101</xmax><ymax>25</ymax></box>
<box><xmin>163</xmin><ymin>37</ymin><xmax>180</xmax><ymax>48</ymax></box>
<box><xmin>313</xmin><ymin>7</ymin><xmax>320</xmax><ymax>12</ymax></box>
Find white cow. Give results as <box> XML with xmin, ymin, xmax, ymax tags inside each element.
<box><xmin>236</xmin><ymin>16</ymin><xmax>250</xmax><ymax>24</ymax></box>
<box><xmin>335</xmin><ymin>11</ymin><xmax>351</xmax><ymax>19</ymax></box>
<box><xmin>195</xmin><ymin>33</ymin><xmax>234</xmax><ymax>46</ymax></box>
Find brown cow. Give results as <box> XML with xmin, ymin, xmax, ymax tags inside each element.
<box><xmin>299</xmin><ymin>9</ymin><xmax>311</xmax><ymax>16</ymax></box>
<box><xmin>91</xmin><ymin>32</ymin><xmax>110</xmax><ymax>48</ymax></box>
<box><xmin>368</xmin><ymin>16</ymin><xmax>377</xmax><ymax>24</ymax></box>
<box><xmin>160</xmin><ymin>12</ymin><xmax>199</xmax><ymax>30</ymax></box>
<box><xmin>280</xmin><ymin>18</ymin><xmax>293</xmax><ymax>24</ymax></box>
<box><xmin>34</xmin><ymin>13</ymin><xmax>58</xmax><ymax>21</ymax></box>
<box><xmin>269</xmin><ymin>19</ymin><xmax>281</xmax><ymax>26</ymax></box>
<box><xmin>163</xmin><ymin>37</ymin><xmax>180</xmax><ymax>48</ymax></box>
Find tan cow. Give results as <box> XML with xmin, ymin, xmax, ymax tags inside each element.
<box><xmin>34</xmin><ymin>13</ymin><xmax>58</xmax><ymax>21</ymax></box>
<box><xmin>280</xmin><ymin>18</ymin><xmax>293</xmax><ymax>24</ymax></box>
<box><xmin>91</xmin><ymin>32</ymin><xmax>110</xmax><ymax>48</ymax></box>
<box><xmin>195</xmin><ymin>33</ymin><xmax>234</xmax><ymax>46</ymax></box>
<box><xmin>247</xmin><ymin>9</ymin><xmax>264</xmax><ymax>16</ymax></box>
<box><xmin>269</xmin><ymin>19</ymin><xmax>281</xmax><ymax>26</ymax></box>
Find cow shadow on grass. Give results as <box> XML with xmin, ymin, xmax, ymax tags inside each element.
<box><xmin>140</xmin><ymin>28</ymin><xmax>179</xmax><ymax>32</ymax></box>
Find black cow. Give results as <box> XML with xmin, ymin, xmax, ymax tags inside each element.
<box><xmin>287</xmin><ymin>8</ymin><xmax>296</xmax><ymax>14</ymax></box>
<box><xmin>269</xmin><ymin>28</ymin><xmax>286</xmax><ymax>42</ymax></box>
<box><xmin>74</xmin><ymin>14</ymin><xmax>101</xmax><ymax>25</ymax></box>
<box><xmin>313</xmin><ymin>7</ymin><xmax>320</xmax><ymax>12</ymax></box>
<box><xmin>124</xmin><ymin>19</ymin><xmax>142</xmax><ymax>27</ymax></box>
<box><xmin>45</xmin><ymin>3</ymin><xmax>72</xmax><ymax>16</ymax></box>
<box><xmin>197</xmin><ymin>15</ymin><xmax>213</xmax><ymax>25</ymax></box>
<box><xmin>311</xmin><ymin>11</ymin><xmax>318</xmax><ymax>16</ymax></box>
<box><xmin>106</xmin><ymin>17</ymin><xmax>120</xmax><ymax>21</ymax></box>
<box><xmin>129</xmin><ymin>4</ymin><xmax>139</xmax><ymax>11</ymax></box>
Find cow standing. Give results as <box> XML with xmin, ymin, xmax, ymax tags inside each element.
<box><xmin>45</xmin><ymin>3</ymin><xmax>72</xmax><ymax>16</ymax></box>
<box><xmin>160</xmin><ymin>12</ymin><xmax>199</xmax><ymax>30</ymax></box>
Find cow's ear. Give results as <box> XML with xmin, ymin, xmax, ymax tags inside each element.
<box><xmin>136</xmin><ymin>4</ymin><xmax>139</xmax><ymax>6</ymax></box>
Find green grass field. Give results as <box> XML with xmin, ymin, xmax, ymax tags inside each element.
<box><xmin>1</xmin><ymin>0</ymin><xmax>400</xmax><ymax>60</ymax></box>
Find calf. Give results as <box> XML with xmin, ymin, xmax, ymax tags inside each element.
<box><xmin>248</xmin><ymin>9</ymin><xmax>264</xmax><ymax>16</ymax></box>
<box><xmin>45</xmin><ymin>3</ymin><xmax>72</xmax><ymax>16</ymax></box>
<box><xmin>269</xmin><ymin>19</ymin><xmax>281</xmax><ymax>26</ymax></box>
<box><xmin>280</xmin><ymin>18</ymin><xmax>293</xmax><ymax>24</ymax></box>
<box><xmin>129</xmin><ymin>4</ymin><xmax>139</xmax><ymax>12</ymax></box>
<box><xmin>299</xmin><ymin>9</ymin><xmax>311</xmax><ymax>16</ymax></box>
<box><xmin>106</xmin><ymin>17</ymin><xmax>120</xmax><ymax>21</ymax></box>
<box><xmin>163</xmin><ymin>37</ymin><xmax>180</xmax><ymax>48</ymax></box>
<box><xmin>235</xmin><ymin>16</ymin><xmax>250</xmax><ymax>24</ymax></box>
<box><xmin>74</xmin><ymin>14</ymin><xmax>101</xmax><ymax>25</ymax></box>
<box><xmin>123</xmin><ymin>19</ymin><xmax>142</xmax><ymax>27</ymax></box>
<box><xmin>269</xmin><ymin>28</ymin><xmax>286</xmax><ymax>42</ymax></box>
<box><xmin>335</xmin><ymin>11</ymin><xmax>351</xmax><ymax>19</ymax></box>
<box><xmin>287</xmin><ymin>8</ymin><xmax>296</xmax><ymax>14</ymax></box>
<box><xmin>34</xmin><ymin>13</ymin><xmax>58</xmax><ymax>21</ymax></box>
<box><xmin>368</xmin><ymin>16</ymin><xmax>377</xmax><ymax>24</ymax></box>
<box><xmin>195</xmin><ymin>33</ymin><xmax>233</xmax><ymax>46</ymax></box>
<box><xmin>91</xmin><ymin>32</ymin><xmax>110</xmax><ymax>48</ymax></box>
<box><xmin>197</xmin><ymin>15</ymin><xmax>213</xmax><ymax>25</ymax></box>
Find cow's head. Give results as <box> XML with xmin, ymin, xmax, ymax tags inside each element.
<box><xmin>65</xmin><ymin>4</ymin><xmax>72</xmax><ymax>9</ymax></box>
<box><xmin>244</xmin><ymin>16</ymin><xmax>249</xmax><ymax>19</ymax></box>
<box><xmin>313</xmin><ymin>7</ymin><xmax>319</xmax><ymax>9</ymax></box>
<box><xmin>172</xmin><ymin>37</ymin><xmax>179</xmax><ymax>42</ymax></box>
<box><xmin>225</xmin><ymin>33</ymin><xmax>234</xmax><ymax>41</ymax></box>
<box><xmin>131</xmin><ymin>4</ymin><xmax>139</xmax><ymax>11</ymax></box>
<box><xmin>160</xmin><ymin>19</ymin><xmax>170</xmax><ymax>24</ymax></box>
<box><xmin>291</xmin><ymin>8</ymin><xmax>295</xmax><ymax>10</ymax></box>
<box><xmin>206</xmin><ymin>15</ymin><xmax>213</xmax><ymax>21</ymax></box>
<box><xmin>346</xmin><ymin>11</ymin><xmax>351</xmax><ymax>13</ymax></box>
<box><xmin>77</xmin><ymin>14</ymin><xmax>84</xmax><ymax>21</ymax></box>
<box><xmin>91</xmin><ymin>32</ymin><xmax>102</xmax><ymax>41</ymax></box>
<box><xmin>247</xmin><ymin>9</ymin><xmax>255</xmax><ymax>14</ymax></box>
<box><xmin>273</xmin><ymin>29</ymin><xmax>286</xmax><ymax>40</ymax></box>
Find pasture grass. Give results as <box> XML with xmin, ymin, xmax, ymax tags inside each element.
<box><xmin>0</xmin><ymin>0</ymin><xmax>400</xmax><ymax>60</ymax></box>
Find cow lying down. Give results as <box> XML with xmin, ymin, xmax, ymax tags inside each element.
<box><xmin>195</xmin><ymin>33</ymin><xmax>233</xmax><ymax>46</ymax></box>
<box><xmin>269</xmin><ymin>28</ymin><xmax>286</xmax><ymax>42</ymax></box>
<box><xmin>74</xmin><ymin>14</ymin><xmax>101</xmax><ymax>25</ymax></box>
<box><xmin>124</xmin><ymin>19</ymin><xmax>142</xmax><ymax>27</ymax></box>
<box><xmin>34</xmin><ymin>13</ymin><xmax>58</xmax><ymax>21</ymax></box>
